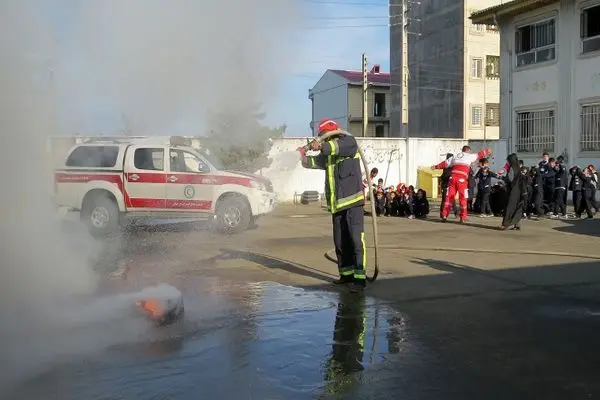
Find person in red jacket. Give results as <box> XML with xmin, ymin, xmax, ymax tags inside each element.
<box><xmin>432</xmin><ymin>145</ymin><xmax>492</xmax><ymax>223</ymax></box>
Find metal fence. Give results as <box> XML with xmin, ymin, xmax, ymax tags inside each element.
<box><xmin>516</xmin><ymin>109</ymin><xmax>555</xmax><ymax>153</ymax></box>
<box><xmin>580</xmin><ymin>103</ymin><xmax>600</xmax><ymax>152</ymax></box>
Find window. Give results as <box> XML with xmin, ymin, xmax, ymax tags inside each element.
<box><xmin>471</xmin><ymin>106</ymin><xmax>483</xmax><ymax>126</ymax></box>
<box><xmin>580</xmin><ymin>103</ymin><xmax>600</xmax><ymax>151</ymax></box>
<box><xmin>169</xmin><ymin>149</ymin><xmax>209</xmax><ymax>172</ymax></box>
<box><xmin>515</xmin><ymin>19</ymin><xmax>556</xmax><ymax>66</ymax></box>
<box><xmin>471</xmin><ymin>58</ymin><xmax>483</xmax><ymax>78</ymax></box>
<box><xmin>133</xmin><ymin>148</ymin><xmax>164</xmax><ymax>171</ymax></box>
<box><xmin>581</xmin><ymin>5</ymin><xmax>600</xmax><ymax>54</ymax></box>
<box><xmin>375</xmin><ymin>125</ymin><xmax>384</xmax><ymax>137</ymax></box>
<box><xmin>485</xmin><ymin>103</ymin><xmax>500</xmax><ymax>126</ymax></box>
<box><xmin>516</xmin><ymin>109</ymin><xmax>555</xmax><ymax>153</ymax></box>
<box><xmin>486</xmin><ymin>55</ymin><xmax>500</xmax><ymax>78</ymax></box>
<box><xmin>472</xmin><ymin>23</ymin><xmax>485</xmax><ymax>32</ymax></box>
<box><xmin>374</xmin><ymin>93</ymin><xmax>386</xmax><ymax>117</ymax></box>
<box><xmin>65</xmin><ymin>145</ymin><xmax>119</xmax><ymax>168</ymax></box>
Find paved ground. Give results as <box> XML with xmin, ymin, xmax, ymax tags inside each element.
<box><xmin>102</xmin><ymin>203</ymin><xmax>600</xmax><ymax>302</ymax></box>
<box><xmin>42</xmin><ymin>203</ymin><xmax>600</xmax><ymax>399</ymax></box>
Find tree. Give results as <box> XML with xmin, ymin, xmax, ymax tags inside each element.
<box><xmin>205</xmin><ymin>103</ymin><xmax>285</xmax><ymax>172</ymax></box>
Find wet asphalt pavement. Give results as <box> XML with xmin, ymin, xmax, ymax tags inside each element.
<box><xmin>5</xmin><ymin>207</ymin><xmax>600</xmax><ymax>399</ymax></box>
<box><xmin>6</xmin><ymin>279</ymin><xmax>600</xmax><ymax>400</ymax></box>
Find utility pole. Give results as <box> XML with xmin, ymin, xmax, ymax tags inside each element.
<box><xmin>362</xmin><ymin>53</ymin><xmax>368</xmax><ymax>137</ymax></box>
<box><xmin>400</xmin><ymin>0</ymin><xmax>409</xmax><ymax>138</ymax></box>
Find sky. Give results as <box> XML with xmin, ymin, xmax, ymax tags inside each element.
<box><xmin>263</xmin><ymin>0</ymin><xmax>391</xmax><ymax>136</ymax></box>
<box><xmin>35</xmin><ymin>0</ymin><xmax>390</xmax><ymax>138</ymax></box>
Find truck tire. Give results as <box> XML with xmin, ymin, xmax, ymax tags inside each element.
<box><xmin>82</xmin><ymin>194</ymin><xmax>120</xmax><ymax>238</ymax></box>
<box><xmin>214</xmin><ymin>196</ymin><xmax>251</xmax><ymax>234</ymax></box>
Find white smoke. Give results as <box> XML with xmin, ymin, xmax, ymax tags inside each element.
<box><xmin>0</xmin><ymin>0</ymin><xmax>303</xmax><ymax>391</ymax></box>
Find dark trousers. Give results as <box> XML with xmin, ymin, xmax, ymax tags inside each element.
<box><xmin>580</xmin><ymin>189</ymin><xmax>594</xmax><ymax>217</ymax></box>
<box><xmin>479</xmin><ymin>191</ymin><xmax>492</xmax><ymax>214</ymax></box>
<box><xmin>532</xmin><ymin>193</ymin><xmax>544</xmax><ymax>216</ymax></box>
<box><xmin>553</xmin><ymin>188</ymin><xmax>566</xmax><ymax>215</ymax></box>
<box><xmin>332</xmin><ymin>206</ymin><xmax>366</xmax><ymax>282</ymax></box>
<box><xmin>591</xmin><ymin>188</ymin><xmax>599</xmax><ymax>211</ymax></box>
<box><xmin>573</xmin><ymin>190</ymin><xmax>583</xmax><ymax>215</ymax></box>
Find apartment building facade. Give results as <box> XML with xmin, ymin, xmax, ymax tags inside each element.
<box><xmin>472</xmin><ymin>0</ymin><xmax>600</xmax><ymax>166</ymax></box>
<box><xmin>390</xmin><ymin>0</ymin><xmax>502</xmax><ymax>139</ymax></box>
<box><xmin>308</xmin><ymin>67</ymin><xmax>391</xmax><ymax>137</ymax></box>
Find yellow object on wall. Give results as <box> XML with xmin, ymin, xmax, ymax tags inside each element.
<box><xmin>417</xmin><ymin>167</ymin><xmax>443</xmax><ymax>199</ymax></box>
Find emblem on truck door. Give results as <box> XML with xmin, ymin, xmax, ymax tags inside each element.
<box><xmin>183</xmin><ymin>185</ymin><xmax>195</xmax><ymax>199</ymax></box>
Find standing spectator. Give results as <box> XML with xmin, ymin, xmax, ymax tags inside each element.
<box><xmin>362</xmin><ymin>168</ymin><xmax>378</xmax><ymax>203</ymax></box>
<box><xmin>587</xmin><ymin>165</ymin><xmax>599</xmax><ymax>213</ymax></box>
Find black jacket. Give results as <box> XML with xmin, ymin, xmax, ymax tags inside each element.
<box><xmin>475</xmin><ymin>168</ymin><xmax>497</xmax><ymax>193</ymax></box>
<box><xmin>544</xmin><ymin>168</ymin><xmax>556</xmax><ymax>190</ymax></box>
<box><xmin>569</xmin><ymin>168</ymin><xmax>583</xmax><ymax>191</ymax></box>
<box><xmin>554</xmin><ymin>165</ymin><xmax>568</xmax><ymax>189</ymax></box>
<box><xmin>302</xmin><ymin>135</ymin><xmax>364</xmax><ymax>213</ymax></box>
<box><xmin>539</xmin><ymin>160</ymin><xmax>549</xmax><ymax>175</ymax></box>
<box><xmin>531</xmin><ymin>172</ymin><xmax>543</xmax><ymax>197</ymax></box>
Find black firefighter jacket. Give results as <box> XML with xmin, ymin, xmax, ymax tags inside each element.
<box><xmin>302</xmin><ymin>135</ymin><xmax>364</xmax><ymax>214</ymax></box>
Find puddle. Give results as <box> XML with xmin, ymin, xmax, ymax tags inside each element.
<box><xmin>3</xmin><ymin>281</ymin><xmax>419</xmax><ymax>400</ymax></box>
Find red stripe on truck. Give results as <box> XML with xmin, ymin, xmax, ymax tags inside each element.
<box><xmin>125</xmin><ymin>172</ymin><xmax>166</xmax><ymax>183</ymax></box>
<box><xmin>55</xmin><ymin>172</ymin><xmax>133</xmax><ymax>207</ymax></box>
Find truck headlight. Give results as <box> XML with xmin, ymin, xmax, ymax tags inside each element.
<box><xmin>250</xmin><ymin>180</ymin><xmax>266</xmax><ymax>191</ymax></box>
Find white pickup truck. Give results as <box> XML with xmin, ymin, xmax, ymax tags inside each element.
<box><xmin>54</xmin><ymin>142</ymin><xmax>276</xmax><ymax>236</ymax></box>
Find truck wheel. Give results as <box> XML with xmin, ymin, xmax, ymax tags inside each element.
<box><xmin>215</xmin><ymin>196</ymin><xmax>251</xmax><ymax>234</ymax></box>
<box><xmin>82</xmin><ymin>195</ymin><xmax>120</xmax><ymax>238</ymax></box>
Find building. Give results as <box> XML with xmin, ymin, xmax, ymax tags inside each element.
<box><xmin>471</xmin><ymin>0</ymin><xmax>600</xmax><ymax>165</ymax></box>
<box><xmin>390</xmin><ymin>0</ymin><xmax>502</xmax><ymax>139</ymax></box>
<box><xmin>308</xmin><ymin>67</ymin><xmax>391</xmax><ymax>137</ymax></box>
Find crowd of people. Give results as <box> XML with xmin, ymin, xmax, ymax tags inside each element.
<box><xmin>441</xmin><ymin>151</ymin><xmax>599</xmax><ymax>221</ymax></box>
<box><xmin>362</xmin><ymin>168</ymin><xmax>430</xmax><ymax>219</ymax></box>
<box><xmin>362</xmin><ymin>150</ymin><xmax>600</xmax><ymax>227</ymax></box>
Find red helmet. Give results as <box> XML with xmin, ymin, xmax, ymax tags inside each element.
<box><xmin>317</xmin><ymin>118</ymin><xmax>339</xmax><ymax>135</ymax></box>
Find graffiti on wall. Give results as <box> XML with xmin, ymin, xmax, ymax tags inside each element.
<box><xmin>360</xmin><ymin>144</ymin><xmax>403</xmax><ymax>165</ymax></box>
<box><xmin>436</xmin><ymin>144</ymin><xmax>464</xmax><ymax>159</ymax></box>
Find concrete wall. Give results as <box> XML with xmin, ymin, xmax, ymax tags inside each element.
<box><xmin>498</xmin><ymin>0</ymin><xmax>600</xmax><ymax>167</ymax></box>
<box><xmin>309</xmin><ymin>71</ymin><xmax>348</xmax><ymax>135</ymax></box>
<box><xmin>262</xmin><ymin>137</ymin><xmax>509</xmax><ymax>201</ymax></box>
<box><xmin>48</xmin><ymin>136</ymin><xmax>509</xmax><ymax>202</ymax></box>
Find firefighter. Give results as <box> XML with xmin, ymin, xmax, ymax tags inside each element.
<box><xmin>297</xmin><ymin>118</ymin><xmax>367</xmax><ymax>292</ymax></box>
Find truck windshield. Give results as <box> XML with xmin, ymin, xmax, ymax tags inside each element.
<box><xmin>195</xmin><ymin>148</ymin><xmax>224</xmax><ymax>170</ymax></box>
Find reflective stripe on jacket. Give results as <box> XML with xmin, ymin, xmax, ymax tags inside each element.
<box><xmin>301</xmin><ymin>135</ymin><xmax>365</xmax><ymax>213</ymax></box>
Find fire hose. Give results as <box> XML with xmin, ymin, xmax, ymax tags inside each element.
<box><xmin>304</xmin><ymin>129</ymin><xmax>380</xmax><ymax>282</ymax></box>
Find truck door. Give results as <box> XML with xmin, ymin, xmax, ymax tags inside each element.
<box><xmin>123</xmin><ymin>146</ymin><xmax>167</xmax><ymax>209</ymax></box>
<box><xmin>166</xmin><ymin>149</ymin><xmax>213</xmax><ymax>212</ymax></box>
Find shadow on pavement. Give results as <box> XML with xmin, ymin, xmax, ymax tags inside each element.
<box><xmin>197</xmin><ymin>248</ymin><xmax>337</xmax><ymax>282</ymax></box>
<box><xmin>553</xmin><ymin>218</ymin><xmax>600</xmax><ymax>237</ymax></box>
<box><xmin>301</xmin><ymin>257</ymin><xmax>600</xmax><ymax>398</ymax></box>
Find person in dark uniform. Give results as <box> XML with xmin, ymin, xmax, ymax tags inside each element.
<box><xmin>581</xmin><ymin>167</ymin><xmax>596</xmax><ymax>219</ymax></box>
<box><xmin>298</xmin><ymin>118</ymin><xmax>367</xmax><ymax>292</ymax></box>
<box><xmin>569</xmin><ymin>166</ymin><xmax>584</xmax><ymax>216</ymax></box>
<box><xmin>552</xmin><ymin>161</ymin><xmax>568</xmax><ymax>218</ymax></box>
<box><xmin>587</xmin><ymin>164</ymin><xmax>599</xmax><ymax>212</ymax></box>
<box><xmin>475</xmin><ymin>160</ymin><xmax>497</xmax><ymax>217</ymax></box>
<box><xmin>543</xmin><ymin>158</ymin><xmax>556</xmax><ymax>213</ymax></box>
<box><xmin>439</xmin><ymin>153</ymin><xmax>455</xmax><ymax>218</ymax></box>
<box><xmin>529</xmin><ymin>166</ymin><xmax>545</xmax><ymax>218</ymax></box>
<box><xmin>322</xmin><ymin>291</ymin><xmax>366</xmax><ymax>396</ymax></box>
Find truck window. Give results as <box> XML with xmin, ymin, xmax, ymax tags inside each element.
<box><xmin>65</xmin><ymin>146</ymin><xmax>119</xmax><ymax>168</ymax></box>
<box><xmin>134</xmin><ymin>148</ymin><xmax>164</xmax><ymax>171</ymax></box>
<box><xmin>169</xmin><ymin>150</ymin><xmax>209</xmax><ymax>172</ymax></box>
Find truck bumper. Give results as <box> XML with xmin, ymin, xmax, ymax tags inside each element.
<box><xmin>251</xmin><ymin>191</ymin><xmax>277</xmax><ymax>216</ymax></box>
